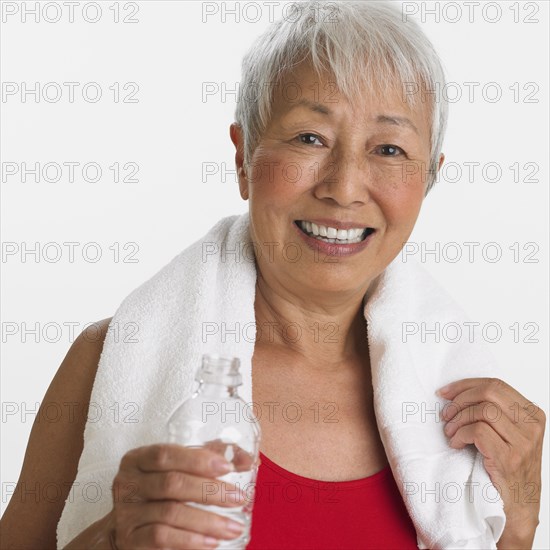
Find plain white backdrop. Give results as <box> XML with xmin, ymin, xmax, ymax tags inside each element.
<box><xmin>1</xmin><ymin>1</ymin><xmax>548</xmax><ymax>547</ymax></box>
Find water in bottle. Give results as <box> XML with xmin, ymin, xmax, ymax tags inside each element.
<box><xmin>167</xmin><ymin>354</ymin><xmax>261</xmax><ymax>549</ymax></box>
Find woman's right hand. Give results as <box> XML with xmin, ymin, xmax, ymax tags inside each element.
<box><xmin>110</xmin><ymin>443</ymin><xmax>249</xmax><ymax>549</ymax></box>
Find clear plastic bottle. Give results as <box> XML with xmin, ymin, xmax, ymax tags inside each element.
<box><xmin>167</xmin><ymin>354</ymin><xmax>261</xmax><ymax>549</ymax></box>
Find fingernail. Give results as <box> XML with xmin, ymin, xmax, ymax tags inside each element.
<box><xmin>436</xmin><ymin>384</ymin><xmax>450</xmax><ymax>396</ymax></box>
<box><xmin>204</xmin><ymin>535</ymin><xmax>218</xmax><ymax>547</ymax></box>
<box><xmin>226</xmin><ymin>519</ymin><xmax>245</xmax><ymax>534</ymax></box>
<box><xmin>227</xmin><ymin>491</ymin><xmax>246</xmax><ymax>503</ymax></box>
<box><xmin>211</xmin><ymin>458</ymin><xmax>234</xmax><ymax>474</ymax></box>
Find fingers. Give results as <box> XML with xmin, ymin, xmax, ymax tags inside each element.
<box><xmin>112</xmin><ymin>443</ymin><xmax>251</xmax><ymax>549</ymax></box>
<box><xmin>120</xmin><ymin>501</ymin><xmax>246</xmax><ymax>542</ymax></box>
<box><xmin>123</xmin><ymin>444</ymin><xmax>234</xmax><ymax>477</ymax></box>
<box><xmin>232</xmin><ymin>446</ymin><xmax>255</xmax><ymax>472</ymax></box>
<box><xmin>443</xmin><ymin>402</ymin><xmax>521</xmax><ymax>444</ymax></box>
<box><xmin>133</xmin><ymin>471</ymin><xmax>247</xmax><ymax>507</ymax></box>
<box><xmin>440</xmin><ymin>378</ymin><xmax>534</xmax><ymax>425</ymax></box>
<box><xmin>201</xmin><ymin>440</ymin><xmax>256</xmax><ymax>472</ymax></box>
<box><xmin>447</xmin><ymin>418</ymin><xmax>509</xmax><ymax>458</ymax></box>
<box><xmin>439</xmin><ymin>377</ymin><xmax>519</xmax><ymax>402</ymax></box>
<box><xmin>129</xmin><ymin>523</ymin><xmax>220</xmax><ymax>550</ymax></box>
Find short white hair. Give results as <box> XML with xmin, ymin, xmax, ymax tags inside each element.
<box><xmin>234</xmin><ymin>0</ymin><xmax>449</xmax><ymax>195</ymax></box>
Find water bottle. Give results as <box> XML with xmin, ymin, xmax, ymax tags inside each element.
<box><xmin>167</xmin><ymin>354</ymin><xmax>261</xmax><ymax>549</ymax></box>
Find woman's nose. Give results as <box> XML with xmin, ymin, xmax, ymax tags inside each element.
<box><xmin>312</xmin><ymin>153</ymin><xmax>372</xmax><ymax>208</ymax></box>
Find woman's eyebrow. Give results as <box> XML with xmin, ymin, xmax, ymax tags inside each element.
<box><xmin>287</xmin><ymin>98</ymin><xmax>333</xmax><ymax>116</ymax></box>
<box><xmin>284</xmin><ymin>100</ymin><xmax>419</xmax><ymax>134</ymax></box>
<box><xmin>375</xmin><ymin>114</ymin><xmax>419</xmax><ymax>134</ymax></box>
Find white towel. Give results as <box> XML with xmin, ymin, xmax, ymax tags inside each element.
<box><xmin>364</xmin><ymin>248</ymin><xmax>506</xmax><ymax>548</ymax></box>
<box><xmin>57</xmin><ymin>212</ymin><xmax>505</xmax><ymax>549</ymax></box>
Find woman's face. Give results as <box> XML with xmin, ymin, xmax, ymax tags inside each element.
<box><xmin>231</xmin><ymin>63</ymin><xmax>442</xmax><ymax>300</ymax></box>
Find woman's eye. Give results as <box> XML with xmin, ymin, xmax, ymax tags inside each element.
<box><xmin>297</xmin><ymin>133</ymin><xmax>323</xmax><ymax>146</ymax></box>
<box><xmin>378</xmin><ymin>144</ymin><xmax>405</xmax><ymax>156</ymax></box>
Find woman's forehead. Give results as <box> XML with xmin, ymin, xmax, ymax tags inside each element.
<box><xmin>277</xmin><ymin>62</ymin><xmax>421</xmax><ymax>104</ymax></box>
<box><xmin>272</xmin><ymin>65</ymin><xmax>430</xmax><ymax>129</ymax></box>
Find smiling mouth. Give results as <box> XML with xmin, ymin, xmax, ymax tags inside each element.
<box><xmin>295</xmin><ymin>220</ymin><xmax>375</xmax><ymax>244</ymax></box>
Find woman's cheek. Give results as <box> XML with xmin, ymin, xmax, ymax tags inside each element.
<box><xmin>373</xmin><ymin>158</ymin><xmax>428</xmax><ymax>205</ymax></box>
<box><xmin>254</xmin><ymin>155</ymin><xmax>310</xmax><ymax>201</ymax></box>
<box><xmin>367</xmin><ymin>160</ymin><xmax>422</xmax><ymax>191</ymax></box>
<box><xmin>372</xmin><ymin>170</ymin><xmax>425</xmax><ymax>224</ymax></box>
<box><xmin>382</xmin><ymin>193</ymin><xmax>424</xmax><ymax>240</ymax></box>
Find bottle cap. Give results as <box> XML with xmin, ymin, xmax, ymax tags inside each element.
<box><xmin>196</xmin><ymin>353</ymin><xmax>242</xmax><ymax>386</ymax></box>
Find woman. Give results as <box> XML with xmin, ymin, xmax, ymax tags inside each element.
<box><xmin>1</xmin><ymin>1</ymin><xmax>545</xmax><ymax>549</ymax></box>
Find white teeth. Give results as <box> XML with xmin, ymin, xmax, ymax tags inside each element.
<box><xmin>298</xmin><ymin>221</ymin><xmax>369</xmax><ymax>244</ymax></box>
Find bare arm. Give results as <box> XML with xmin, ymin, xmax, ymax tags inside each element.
<box><xmin>0</xmin><ymin>317</ymin><xmax>113</xmax><ymax>549</ymax></box>
<box><xmin>496</xmin><ymin>521</ymin><xmax>538</xmax><ymax>550</ymax></box>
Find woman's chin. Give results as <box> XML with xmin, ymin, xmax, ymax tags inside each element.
<box><xmin>292</xmin><ymin>269</ymin><xmax>368</xmax><ymax>297</ymax></box>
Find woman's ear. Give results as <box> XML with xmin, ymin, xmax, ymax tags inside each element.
<box><xmin>229</xmin><ymin>123</ymin><xmax>249</xmax><ymax>201</ymax></box>
<box><xmin>438</xmin><ymin>153</ymin><xmax>445</xmax><ymax>172</ymax></box>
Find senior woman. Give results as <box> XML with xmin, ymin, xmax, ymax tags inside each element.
<box><xmin>1</xmin><ymin>1</ymin><xmax>545</xmax><ymax>549</ymax></box>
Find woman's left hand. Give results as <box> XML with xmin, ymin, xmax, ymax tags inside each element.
<box><xmin>437</xmin><ymin>377</ymin><xmax>546</xmax><ymax>549</ymax></box>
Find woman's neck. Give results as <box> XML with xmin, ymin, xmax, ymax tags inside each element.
<box><xmin>253</xmin><ymin>274</ymin><xmax>370</xmax><ymax>369</ymax></box>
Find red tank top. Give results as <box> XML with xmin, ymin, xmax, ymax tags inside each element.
<box><xmin>247</xmin><ymin>451</ymin><xmax>419</xmax><ymax>550</ymax></box>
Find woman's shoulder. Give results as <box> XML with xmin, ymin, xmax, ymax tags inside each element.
<box><xmin>70</xmin><ymin>317</ymin><xmax>113</xmax><ymax>367</ymax></box>
<box><xmin>0</xmin><ymin>317</ymin><xmax>113</xmax><ymax>548</ymax></box>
